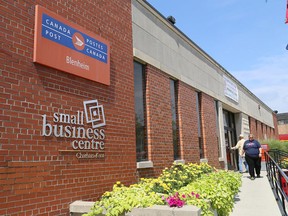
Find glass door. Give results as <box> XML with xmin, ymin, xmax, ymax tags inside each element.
<box><xmin>223</xmin><ymin>110</ymin><xmax>237</xmax><ymax>170</ymax></box>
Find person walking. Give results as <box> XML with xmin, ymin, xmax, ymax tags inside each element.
<box><xmin>231</xmin><ymin>134</ymin><xmax>248</xmax><ymax>173</ymax></box>
<box><xmin>243</xmin><ymin>134</ymin><xmax>262</xmax><ymax>180</ymax></box>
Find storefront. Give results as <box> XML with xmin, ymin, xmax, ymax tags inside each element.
<box><xmin>0</xmin><ymin>0</ymin><xmax>278</xmax><ymax>215</ymax></box>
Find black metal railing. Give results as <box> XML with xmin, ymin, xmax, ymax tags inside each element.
<box><xmin>265</xmin><ymin>150</ymin><xmax>288</xmax><ymax>216</ymax></box>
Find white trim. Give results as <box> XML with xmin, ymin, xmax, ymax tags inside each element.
<box><xmin>174</xmin><ymin>159</ymin><xmax>185</xmax><ymax>164</ymax></box>
<box><xmin>200</xmin><ymin>158</ymin><xmax>208</xmax><ymax>163</ymax></box>
<box><xmin>137</xmin><ymin>161</ymin><xmax>153</xmax><ymax>169</ymax></box>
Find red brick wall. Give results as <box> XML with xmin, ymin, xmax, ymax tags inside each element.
<box><xmin>256</xmin><ymin>121</ymin><xmax>262</xmax><ymax>140</ymax></box>
<box><xmin>137</xmin><ymin>65</ymin><xmax>174</xmax><ymax>178</ymax></box>
<box><xmin>178</xmin><ymin>82</ymin><xmax>200</xmax><ymax>163</ymax></box>
<box><xmin>137</xmin><ymin>65</ymin><xmax>222</xmax><ymax>178</ymax></box>
<box><xmin>263</xmin><ymin>125</ymin><xmax>267</xmax><ymax>139</ymax></box>
<box><xmin>267</xmin><ymin>127</ymin><xmax>271</xmax><ymax>138</ymax></box>
<box><xmin>249</xmin><ymin>118</ymin><xmax>262</xmax><ymax>139</ymax></box>
<box><xmin>0</xmin><ymin>0</ymin><xmax>135</xmax><ymax>215</ymax></box>
<box><xmin>248</xmin><ymin>116</ymin><xmax>277</xmax><ymax>142</ymax></box>
<box><xmin>249</xmin><ymin>117</ymin><xmax>256</xmax><ymax>137</ymax></box>
<box><xmin>200</xmin><ymin>93</ymin><xmax>221</xmax><ymax>168</ymax></box>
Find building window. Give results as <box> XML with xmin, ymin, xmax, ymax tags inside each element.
<box><xmin>255</xmin><ymin>120</ymin><xmax>258</xmax><ymax>134</ymax></box>
<box><xmin>214</xmin><ymin>100</ymin><xmax>222</xmax><ymax>158</ymax></box>
<box><xmin>261</xmin><ymin>123</ymin><xmax>264</xmax><ymax>135</ymax></box>
<box><xmin>196</xmin><ymin>92</ymin><xmax>204</xmax><ymax>159</ymax></box>
<box><xmin>134</xmin><ymin>61</ymin><xmax>147</xmax><ymax>162</ymax></box>
<box><xmin>170</xmin><ymin>79</ymin><xmax>180</xmax><ymax>160</ymax></box>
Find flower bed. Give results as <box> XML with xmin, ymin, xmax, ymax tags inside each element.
<box><xmin>83</xmin><ymin>163</ymin><xmax>241</xmax><ymax>216</ymax></box>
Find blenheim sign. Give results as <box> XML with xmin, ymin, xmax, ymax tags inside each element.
<box><xmin>41</xmin><ymin>100</ymin><xmax>106</xmax><ymax>159</ymax></box>
<box><xmin>33</xmin><ymin>5</ymin><xmax>110</xmax><ymax>85</ymax></box>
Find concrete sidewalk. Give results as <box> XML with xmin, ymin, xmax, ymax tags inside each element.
<box><xmin>230</xmin><ymin>169</ymin><xmax>283</xmax><ymax>216</ymax></box>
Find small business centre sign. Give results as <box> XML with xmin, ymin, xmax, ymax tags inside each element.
<box><xmin>41</xmin><ymin>100</ymin><xmax>106</xmax><ymax>159</ymax></box>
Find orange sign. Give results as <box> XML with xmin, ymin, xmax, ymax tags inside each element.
<box><xmin>33</xmin><ymin>5</ymin><xmax>110</xmax><ymax>85</ymax></box>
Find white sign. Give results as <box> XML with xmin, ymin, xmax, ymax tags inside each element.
<box><xmin>223</xmin><ymin>75</ymin><xmax>239</xmax><ymax>103</ymax></box>
<box><xmin>41</xmin><ymin>100</ymin><xmax>106</xmax><ymax>157</ymax></box>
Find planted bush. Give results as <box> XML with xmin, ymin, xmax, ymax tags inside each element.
<box><xmin>262</xmin><ymin>139</ymin><xmax>288</xmax><ymax>168</ymax></box>
<box><xmin>84</xmin><ymin>181</ymin><xmax>163</xmax><ymax>216</ymax></box>
<box><xmin>262</xmin><ymin>139</ymin><xmax>288</xmax><ymax>152</ymax></box>
<box><xmin>178</xmin><ymin>170</ymin><xmax>241</xmax><ymax>216</ymax></box>
<box><xmin>84</xmin><ymin>162</ymin><xmax>241</xmax><ymax>216</ymax></box>
<box><xmin>144</xmin><ymin>162</ymin><xmax>213</xmax><ymax>194</ymax></box>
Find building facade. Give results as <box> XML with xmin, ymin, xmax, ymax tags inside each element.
<box><xmin>132</xmin><ymin>0</ymin><xmax>278</xmax><ymax>172</ymax></box>
<box><xmin>277</xmin><ymin>112</ymin><xmax>288</xmax><ymax>140</ymax></box>
<box><xmin>0</xmin><ymin>0</ymin><xmax>278</xmax><ymax>215</ymax></box>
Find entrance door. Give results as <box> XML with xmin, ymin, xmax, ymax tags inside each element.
<box><xmin>223</xmin><ymin>110</ymin><xmax>237</xmax><ymax>170</ymax></box>
<box><xmin>225</xmin><ymin>129</ymin><xmax>238</xmax><ymax>170</ymax></box>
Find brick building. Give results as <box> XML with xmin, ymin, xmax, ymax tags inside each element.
<box><xmin>0</xmin><ymin>0</ymin><xmax>278</xmax><ymax>215</ymax></box>
<box><xmin>277</xmin><ymin>112</ymin><xmax>288</xmax><ymax>141</ymax></box>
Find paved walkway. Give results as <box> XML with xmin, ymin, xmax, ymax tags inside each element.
<box><xmin>230</xmin><ymin>167</ymin><xmax>283</xmax><ymax>216</ymax></box>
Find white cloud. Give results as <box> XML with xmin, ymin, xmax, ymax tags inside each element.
<box><xmin>232</xmin><ymin>54</ymin><xmax>288</xmax><ymax>113</ymax></box>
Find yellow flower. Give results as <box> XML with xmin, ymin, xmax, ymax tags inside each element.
<box><xmin>103</xmin><ymin>191</ymin><xmax>111</xmax><ymax>197</ymax></box>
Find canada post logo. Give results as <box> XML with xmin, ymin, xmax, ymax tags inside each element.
<box><xmin>41</xmin><ymin>14</ymin><xmax>108</xmax><ymax>63</ymax></box>
<box><xmin>73</xmin><ymin>33</ymin><xmax>85</xmax><ymax>51</ymax></box>
<box><xmin>33</xmin><ymin>5</ymin><xmax>110</xmax><ymax>85</ymax></box>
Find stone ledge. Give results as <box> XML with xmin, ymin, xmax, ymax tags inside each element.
<box><xmin>70</xmin><ymin>200</ymin><xmax>95</xmax><ymax>216</ymax></box>
<box><xmin>137</xmin><ymin>161</ymin><xmax>153</xmax><ymax>169</ymax></box>
<box><xmin>69</xmin><ymin>201</ymin><xmax>201</xmax><ymax>216</ymax></box>
<box><xmin>127</xmin><ymin>205</ymin><xmax>201</xmax><ymax>216</ymax></box>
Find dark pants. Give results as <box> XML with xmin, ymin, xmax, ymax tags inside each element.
<box><xmin>245</xmin><ymin>154</ymin><xmax>261</xmax><ymax>178</ymax></box>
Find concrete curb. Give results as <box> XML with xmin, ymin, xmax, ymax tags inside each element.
<box><xmin>69</xmin><ymin>201</ymin><xmax>201</xmax><ymax>216</ymax></box>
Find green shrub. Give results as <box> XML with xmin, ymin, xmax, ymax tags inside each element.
<box><xmin>83</xmin><ymin>163</ymin><xmax>241</xmax><ymax>216</ymax></box>
<box><xmin>178</xmin><ymin>170</ymin><xmax>241</xmax><ymax>216</ymax></box>
<box><xmin>157</xmin><ymin>162</ymin><xmax>214</xmax><ymax>193</ymax></box>
<box><xmin>261</xmin><ymin>139</ymin><xmax>288</xmax><ymax>168</ymax></box>
<box><xmin>261</xmin><ymin>139</ymin><xmax>288</xmax><ymax>152</ymax></box>
<box><xmin>84</xmin><ymin>182</ymin><xmax>164</xmax><ymax>216</ymax></box>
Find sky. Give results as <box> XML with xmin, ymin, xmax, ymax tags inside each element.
<box><xmin>147</xmin><ymin>0</ymin><xmax>288</xmax><ymax>113</ymax></box>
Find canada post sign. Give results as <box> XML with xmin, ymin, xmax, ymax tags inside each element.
<box><xmin>33</xmin><ymin>5</ymin><xmax>110</xmax><ymax>85</ymax></box>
